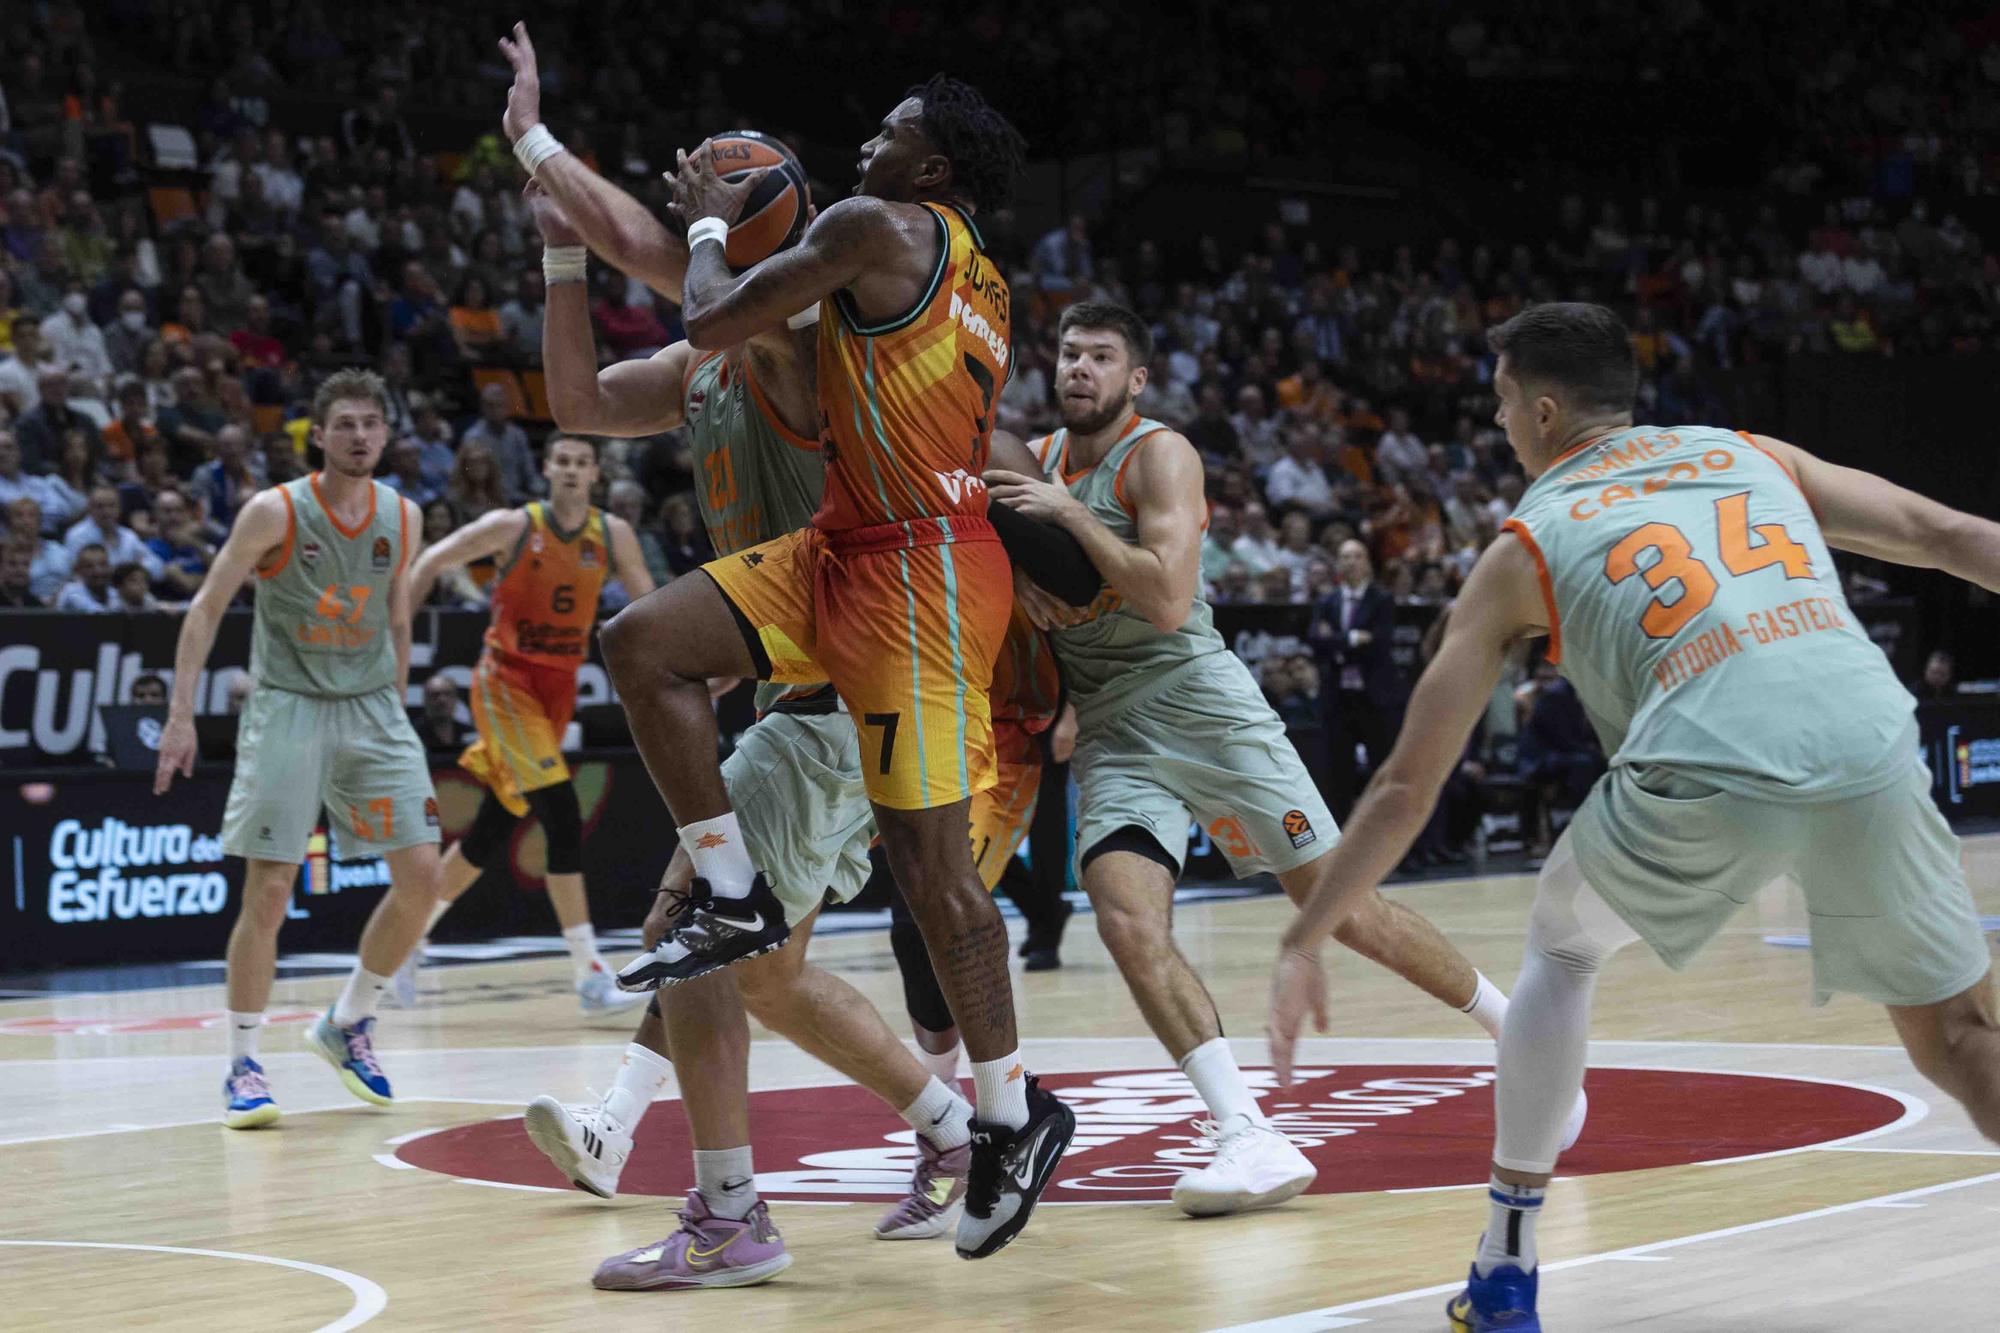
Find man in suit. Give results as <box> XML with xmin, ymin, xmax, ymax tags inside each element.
<box><xmin>1310</xmin><ymin>539</ymin><xmax>1399</xmax><ymax>819</ymax></box>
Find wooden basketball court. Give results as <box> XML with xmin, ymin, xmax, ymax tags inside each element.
<box><xmin>6</xmin><ymin>837</ymin><xmax>2000</xmax><ymax>1331</ymax></box>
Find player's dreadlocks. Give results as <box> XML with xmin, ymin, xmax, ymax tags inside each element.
<box><xmin>908</xmin><ymin>73</ymin><xmax>1027</xmax><ymax>215</ymax></box>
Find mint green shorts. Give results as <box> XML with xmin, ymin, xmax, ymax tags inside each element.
<box><xmin>722</xmin><ymin>710</ymin><xmax>874</xmax><ymax>928</ymax></box>
<box><xmin>220</xmin><ymin>685</ymin><xmax>439</xmax><ymax>865</ymax></box>
<box><xmin>1569</xmin><ymin>759</ymin><xmax>1992</xmax><ymax>1007</ymax></box>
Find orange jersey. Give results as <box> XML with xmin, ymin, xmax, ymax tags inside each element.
<box><xmin>815</xmin><ymin>202</ymin><xmax>1011</xmax><ymax>543</ymax></box>
<box><xmin>483</xmin><ymin>503</ymin><xmax>610</xmax><ymax>668</ymax></box>
<box><xmin>989</xmin><ymin>605</ymin><xmax>1061</xmax><ymax>732</ymax></box>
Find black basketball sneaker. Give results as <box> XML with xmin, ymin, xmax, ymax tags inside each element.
<box><xmin>615</xmin><ymin>873</ymin><xmax>791</xmax><ymax>989</ymax></box>
<box><xmin>955</xmin><ymin>1075</ymin><xmax>1077</xmax><ymax>1260</ymax></box>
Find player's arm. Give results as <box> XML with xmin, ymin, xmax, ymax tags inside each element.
<box><xmin>985</xmin><ymin>429</ymin><xmax>1102</xmax><ymax>607</ymax></box>
<box><xmin>676</xmin><ymin>194</ymin><xmax>896</xmax><ymax>350</ymax></box>
<box><xmin>389</xmin><ymin>497</ymin><xmax>424</xmax><ymax>703</ymax></box>
<box><xmin>605</xmin><ymin>513</ymin><xmax>657</xmax><ymax>600</ymax></box>
<box><xmin>407</xmin><ymin>508</ymin><xmax>526</xmax><ymax>608</ymax></box>
<box><xmin>1752</xmin><ymin>433</ymin><xmax>2000</xmax><ymax>592</ymax></box>
<box><xmin>988</xmin><ymin>432</ymin><xmax>1205</xmax><ymax>632</ymax></box>
<box><xmin>154</xmin><ymin>490</ymin><xmax>289</xmax><ymax>794</ymax></box>
<box><xmin>1267</xmin><ymin>534</ymin><xmax>1548</xmax><ymax>1082</ymax></box>
<box><xmin>499</xmin><ymin>25</ymin><xmax>689</xmax><ymax>302</ymax></box>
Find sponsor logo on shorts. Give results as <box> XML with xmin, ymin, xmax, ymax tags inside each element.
<box><xmin>397</xmin><ymin>1064</ymin><xmax>1910</xmax><ymax>1202</ymax></box>
<box><xmin>371</xmin><ymin>536</ymin><xmax>392</xmax><ymax>571</ymax></box>
<box><xmin>1284</xmin><ymin>809</ymin><xmax>1316</xmax><ymax>849</ymax></box>
<box><xmin>423</xmin><ymin>796</ymin><xmax>440</xmax><ymax>828</ymax></box>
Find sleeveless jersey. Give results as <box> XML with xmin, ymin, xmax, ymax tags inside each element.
<box><xmin>1031</xmin><ymin>414</ymin><xmax>1225</xmax><ymax>724</ymax></box>
<box><xmin>990</xmin><ymin>604</ymin><xmax>1062</xmax><ymax>731</ymax></box>
<box><xmin>683</xmin><ymin>348</ymin><xmax>829</xmax><ymax>714</ymax></box>
<box><xmin>252</xmin><ymin>474</ymin><xmax>410</xmax><ymax>697</ymax></box>
<box><xmin>484</xmin><ymin>502</ymin><xmax>609</xmax><ymax>669</ymax></box>
<box><xmin>1507</xmin><ymin>424</ymin><xmax>1913</xmax><ymax>803</ymax></box>
<box><xmin>815</xmin><ymin>202</ymin><xmax>1010</xmax><ymax>542</ymax></box>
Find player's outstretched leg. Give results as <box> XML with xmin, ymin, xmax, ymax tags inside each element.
<box><xmin>1887</xmin><ymin>971</ymin><xmax>2000</xmax><ymax>1144</ymax></box>
<box><xmin>307</xmin><ymin>842</ymin><xmax>442</xmax><ymax>1107</ymax></box>
<box><xmin>1278</xmin><ymin>861</ymin><xmax>1589</xmax><ymax>1152</ymax></box>
<box><xmin>1451</xmin><ymin>838</ymin><xmax>1637</xmax><ymax>1332</ymax></box>
<box><xmin>876</xmin><ymin>803</ymin><xmax>1074</xmax><ymax>1260</ymax></box>
<box><xmin>601</xmin><ymin>577</ymin><xmax>789</xmax><ymax>982</ymax></box>
<box><xmin>1086</xmin><ymin>840</ymin><xmax>1315</xmax><ymax>1216</ymax></box>
<box><xmin>220</xmin><ymin>858</ymin><xmax>298</xmax><ymax>1129</ymax></box>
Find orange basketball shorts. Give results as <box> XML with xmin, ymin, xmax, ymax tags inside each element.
<box><xmin>705</xmin><ymin>519</ymin><xmax>1012</xmax><ymax>811</ymax></box>
<box><xmin>970</xmin><ymin>719</ymin><xmax>1043</xmax><ymax>890</ymax></box>
<box><xmin>460</xmin><ymin>651</ymin><xmax>579</xmax><ymax>817</ymax></box>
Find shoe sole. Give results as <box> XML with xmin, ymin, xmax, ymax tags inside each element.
<box><xmin>307</xmin><ymin>1027</ymin><xmax>393</xmax><ymax>1107</ymax></box>
<box><xmin>956</xmin><ymin>1101</ymin><xmax>1078</xmax><ymax>1260</ymax></box>
<box><xmin>222</xmin><ymin>1104</ymin><xmax>281</xmax><ymax>1130</ymax></box>
<box><xmin>620</xmin><ymin>936</ymin><xmax>789</xmax><ymax>992</ymax></box>
<box><xmin>1447</xmin><ymin>1299</ymin><xmax>1541</xmax><ymax>1332</ymax></box>
<box><xmin>594</xmin><ymin>1252</ymin><xmax>792</xmax><ymax>1291</ymax></box>
<box><xmin>1172</xmin><ymin>1167</ymin><xmax>1316</xmax><ymax>1217</ymax></box>
<box><xmin>874</xmin><ymin>1200</ymin><xmax>963</xmax><ymax>1240</ymax></box>
<box><xmin>523</xmin><ymin>1097</ymin><xmax>616</xmax><ymax>1200</ymax></box>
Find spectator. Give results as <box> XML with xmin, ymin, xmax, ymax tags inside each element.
<box><xmin>146</xmin><ymin>493</ymin><xmax>214</xmax><ymax>597</ymax></box>
<box><xmin>156</xmin><ymin>366</ymin><xmax>226</xmax><ymax>472</ymax></box>
<box><xmin>228</xmin><ymin>294</ymin><xmax>285</xmax><ymax>373</ymax></box>
<box><xmin>1918</xmin><ymin>649</ymin><xmax>1958</xmax><ymax>700</ymax></box>
<box><xmin>1031</xmin><ymin>214</ymin><xmax>1093</xmax><ymax>295</ymax></box>
<box><xmin>342</xmin><ymin>83</ymin><xmax>414</xmax><ymax>160</ymax></box>
<box><xmin>52</xmin><ymin>541</ymin><xmax>116</xmax><ymax>611</ymax></box>
<box><xmin>100</xmin><ymin>378</ymin><xmax>163</xmax><ymax>473</ymax></box>
<box><xmin>1230</xmin><ymin>500</ymin><xmax>1284</xmax><ymax>574</ymax></box>
<box><xmin>1514</xmin><ymin>654</ymin><xmax>1605</xmax><ymax>854</ymax></box>
<box><xmin>40</xmin><ymin>281</ymin><xmax>113</xmax><ymax>388</ymax></box>
<box><xmin>1309</xmin><ymin>538</ymin><xmax>1398</xmax><ymax>816</ymax></box>
<box><xmin>0</xmin><ymin>315</ymin><xmax>55</xmax><ymax>416</ymax></box>
<box><xmin>413</xmin><ymin>672</ymin><xmax>469</xmax><ymax>752</ymax></box>
<box><xmin>1273</xmin><ymin>510</ymin><xmax>1318</xmax><ymax>586</ymax></box>
<box><xmin>262</xmin><ymin>431</ymin><xmax>303</xmax><ymax>485</ymax></box>
<box><xmin>1265</xmin><ymin>426</ymin><xmax>1337</xmax><ymax>516</ymax></box>
<box><xmin>459</xmin><ymin>382</ymin><xmax>539</xmax><ymax>502</ymax></box>
<box><xmin>1229</xmin><ymin>383</ymin><xmax>1282</xmax><ymax>468</ymax></box>
<box><xmin>7</xmin><ymin>496</ymin><xmax>72</xmax><ymax>602</ymax></box>
<box><xmin>1210</xmin><ymin>562</ymin><xmax>1255</xmax><ymax>605</ymax></box>
<box><xmin>448</xmin><ymin>273</ymin><xmax>507</xmax><ymax>364</ymax></box>
<box><xmin>101</xmin><ymin>289</ymin><xmax>152</xmax><ymax>377</ymax></box>
<box><xmin>119</xmin><ymin>440</ymin><xmax>177</xmax><ymax>533</ymax></box>
<box><xmin>0</xmin><ymin>537</ymin><xmax>40</xmax><ymax>607</ymax></box>
<box><xmin>0</xmin><ymin>428</ymin><xmax>61</xmax><ymax>513</ymax></box>
<box><xmin>129</xmin><ymin>673</ymin><xmax>168</xmax><ymax>706</ymax></box>
<box><xmin>498</xmin><ymin>271</ymin><xmax>545</xmax><ymax>367</ymax></box>
<box><xmin>1200</xmin><ymin>503</ymin><xmax>1239</xmax><ymax>588</ymax></box>
<box><xmin>111</xmin><ymin>560</ymin><xmax>159</xmax><ymax>611</ymax></box>
<box><xmin>305</xmin><ymin>209</ymin><xmax>371</xmax><ymax>346</ymax></box>
<box><xmin>17</xmin><ymin>367</ymin><xmax>105</xmax><ymax>475</ymax></box>
<box><xmin>158</xmin><ymin>285</ymin><xmax>210</xmax><ymax>348</ymax></box>
<box><xmin>65</xmin><ymin>483</ymin><xmax>162</xmax><ymax>578</ymax></box>
<box><xmin>190</xmin><ymin>423</ymin><xmax>263</xmax><ymax>533</ymax></box>
<box><xmin>408</xmin><ymin>394</ymin><xmax>457</xmax><ymax>492</ymax></box>
<box><xmin>591</xmin><ymin>272</ymin><xmax>670</xmax><ymax>360</ymax></box>
<box><xmin>1184</xmin><ymin>380</ymin><xmax>1239</xmax><ymax>463</ymax></box>
<box><xmin>1375</xmin><ymin>407</ymin><xmax>1428</xmax><ymax>483</ymax></box>
<box><xmin>447</xmin><ymin>438</ymin><xmax>508</xmax><ymax>525</ymax></box>
<box><xmin>384</xmin><ymin>438</ymin><xmax>441</xmax><ymax>507</ymax></box>
<box><xmin>40</xmin><ymin>429</ymin><xmax>100</xmax><ymax>531</ymax></box>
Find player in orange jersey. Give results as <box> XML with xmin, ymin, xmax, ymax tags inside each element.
<box><xmin>401</xmin><ymin>435</ymin><xmax>655</xmax><ymax>1016</ymax></box>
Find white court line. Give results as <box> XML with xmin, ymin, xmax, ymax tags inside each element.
<box><xmin>1827</xmin><ymin>1145</ymin><xmax>2000</xmax><ymax>1157</ymax></box>
<box><xmin>0</xmin><ymin>1239</ymin><xmax>386</xmax><ymax>1332</ymax></box>
<box><xmin>1204</xmin><ymin>1170</ymin><xmax>2000</xmax><ymax>1331</ymax></box>
<box><xmin>454</xmin><ymin>1178</ymin><xmax>565</xmax><ymax>1193</ymax></box>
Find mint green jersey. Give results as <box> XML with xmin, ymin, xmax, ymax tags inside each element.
<box><xmin>1030</xmin><ymin>414</ymin><xmax>1226</xmax><ymax>725</ymax></box>
<box><xmin>1507</xmin><ymin>424</ymin><xmax>1913</xmax><ymax>802</ymax></box>
<box><xmin>250</xmin><ymin>475</ymin><xmax>410</xmax><ymax>698</ymax></box>
<box><xmin>682</xmin><ymin>349</ymin><xmax>828</xmax><ymax>712</ymax></box>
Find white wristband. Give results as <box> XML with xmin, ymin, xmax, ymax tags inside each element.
<box><xmin>686</xmin><ymin>217</ymin><xmax>729</xmax><ymax>251</ymax></box>
<box><xmin>513</xmin><ymin>123</ymin><xmax>565</xmax><ymax>175</ymax></box>
<box><xmin>786</xmin><ymin>304</ymin><xmax>821</xmax><ymax>330</ymax></box>
<box><xmin>542</xmin><ymin>246</ymin><xmax>587</xmax><ymax>284</ymax></box>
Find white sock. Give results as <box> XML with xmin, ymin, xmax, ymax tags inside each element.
<box><xmin>227</xmin><ymin>1011</ymin><xmax>263</xmax><ymax>1063</ymax></box>
<box><xmin>562</xmin><ymin>922</ymin><xmax>604</xmax><ymax>983</ymax></box>
<box><xmin>971</xmin><ymin>1051</ymin><xmax>1030</xmax><ymax>1130</ymax></box>
<box><xmin>1462</xmin><ymin>970</ymin><xmax>1509</xmax><ymax>1040</ymax></box>
<box><xmin>332</xmin><ymin>967</ymin><xmax>391</xmax><ymax>1028</ymax></box>
<box><xmin>693</xmin><ymin>1145</ymin><xmax>758</xmax><ymax>1220</ymax></box>
<box><xmin>1474</xmin><ymin>1176</ymin><xmax>1546</xmax><ymax>1276</ymax></box>
<box><xmin>1179</xmin><ymin>1036</ymin><xmax>1270</xmax><ymax>1129</ymax></box>
<box><xmin>677</xmin><ymin>812</ymin><xmax>755</xmax><ymax>899</ymax></box>
<box><xmin>916</xmin><ymin>1041</ymin><xmax>961</xmax><ymax>1086</ymax></box>
<box><xmin>602</xmin><ymin>1041</ymin><xmax>673</xmax><ymax>1128</ymax></box>
<box><xmin>425</xmin><ymin>898</ymin><xmax>451</xmax><ymax>932</ymax></box>
<box><xmin>901</xmin><ymin>1076</ymin><xmax>974</xmax><ymax>1151</ymax></box>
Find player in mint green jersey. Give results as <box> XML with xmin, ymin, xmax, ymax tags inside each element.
<box><xmin>1268</xmin><ymin>302</ymin><xmax>2000</xmax><ymax>1333</ymax></box>
<box><xmin>155</xmin><ymin>369</ymin><xmax>442</xmax><ymax>1129</ymax></box>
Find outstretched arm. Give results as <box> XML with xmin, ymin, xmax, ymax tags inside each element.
<box><xmin>408</xmin><ymin>508</ymin><xmax>526</xmax><ymax>608</ymax></box>
<box><xmin>1753</xmin><ymin>434</ymin><xmax>2000</xmax><ymax>593</ymax></box>
<box><xmin>673</xmin><ymin>189</ymin><xmax>893</xmax><ymax>350</ymax></box>
<box><xmin>499</xmin><ymin>23</ymin><xmax>691</xmax><ymax>301</ymax></box>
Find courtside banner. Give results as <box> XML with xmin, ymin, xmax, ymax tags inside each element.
<box><xmin>0</xmin><ymin>758</ymin><xmax>670</xmax><ymax>968</ymax></box>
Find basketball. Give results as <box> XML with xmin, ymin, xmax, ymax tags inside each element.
<box><xmin>704</xmin><ymin>129</ymin><xmax>810</xmax><ymax>268</ymax></box>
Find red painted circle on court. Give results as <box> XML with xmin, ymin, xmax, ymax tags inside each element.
<box><xmin>395</xmin><ymin>1064</ymin><xmax>1909</xmax><ymax>1203</ymax></box>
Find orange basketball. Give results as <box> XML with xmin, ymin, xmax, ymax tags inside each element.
<box><xmin>704</xmin><ymin>130</ymin><xmax>810</xmax><ymax>268</ymax></box>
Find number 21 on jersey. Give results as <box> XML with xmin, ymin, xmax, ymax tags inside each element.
<box><xmin>1604</xmin><ymin>491</ymin><xmax>1812</xmax><ymax>638</ymax></box>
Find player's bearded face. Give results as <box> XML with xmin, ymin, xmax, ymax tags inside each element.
<box><xmin>1058</xmin><ymin>335</ymin><xmax>1138</xmax><ymax>434</ymax></box>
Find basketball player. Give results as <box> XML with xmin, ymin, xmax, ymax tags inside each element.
<box><xmin>398</xmin><ymin>435</ymin><xmax>653</xmax><ymax>1017</ymax></box>
<box><xmin>1268</xmin><ymin>302</ymin><xmax>2000</xmax><ymax>1331</ymax></box>
<box><xmin>987</xmin><ymin>301</ymin><xmax>1584</xmax><ymax>1216</ymax></box>
<box><xmin>499</xmin><ymin>22</ymin><xmax>1074</xmax><ymax>1260</ymax></box>
<box><xmin>154</xmin><ymin>370</ymin><xmax>441</xmax><ymax>1128</ymax></box>
<box><xmin>501</xmin><ymin>166</ymin><xmax>1041</xmax><ymax>1288</ymax></box>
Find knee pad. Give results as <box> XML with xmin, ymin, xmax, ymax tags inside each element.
<box><xmin>1080</xmin><ymin>824</ymin><xmax>1179</xmax><ymax>879</ymax></box>
<box><xmin>459</xmin><ymin>793</ymin><xmax>518</xmax><ymax>869</ymax></box>
<box><xmin>888</xmin><ymin>887</ymin><xmax>955</xmax><ymax>1035</ymax></box>
<box><xmin>524</xmin><ymin>782</ymin><xmax>584</xmax><ymax>874</ymax></box>
<box><xmin>1526</xmin><ymin>838</ymin><xmax>1639</xmax><ymax>975</ymax></box>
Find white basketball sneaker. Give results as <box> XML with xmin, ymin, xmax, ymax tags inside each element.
<box><xmin>577</xmin><ymin>966</ymin><xmax>650</xmax><ymax>1018</ymax></box>
<box><xmin>524</xmin><ymin>1092</ymin><xmax>633</xmax><ymax>1199</ymax></box>
<box><xmin>1560</xmin><ymin>1088</ymin><xmax>1590</xmax><ymax>1154</ymax></box>
<box><xmin>1171</xmin><ymin>1116</ymin><xmax>1317</xmax><ymax>1217</ymax></box>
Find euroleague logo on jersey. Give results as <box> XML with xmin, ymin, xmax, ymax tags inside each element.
<box><xmin>392</xmin><ymin>1063</ymin><xmax>1908</xmax><ymax>1203</ymax></box>
<box><xmin>371</xmin><ymin>536</ymin><xmax>392</xmax><ymax>571</ymax></box>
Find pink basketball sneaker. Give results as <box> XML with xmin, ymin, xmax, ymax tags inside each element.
<box><xmin>591</xmin><ymin>1190</ymin><xmax>791</xmax><ymax>1291</ymax></box>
